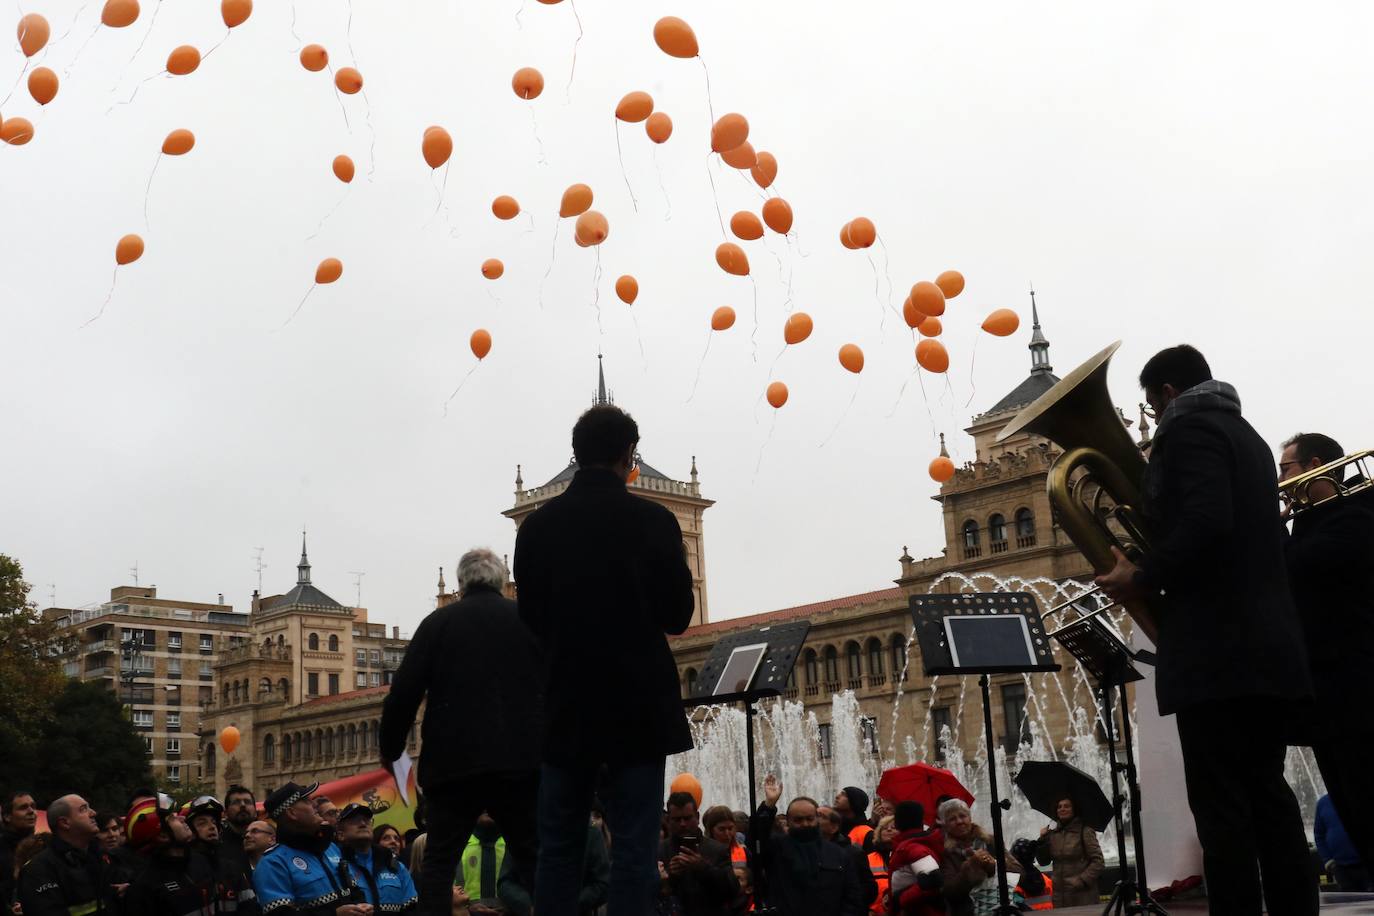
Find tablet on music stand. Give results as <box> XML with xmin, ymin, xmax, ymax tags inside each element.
<box><xmin>713</xmin><ymin>643</ymin><xmax>769</xmax><ymax>696</ymax></box>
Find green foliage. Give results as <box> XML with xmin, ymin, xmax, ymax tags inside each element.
<box><xmin>0</xmin><ymin>555</ymin><xmax>66</xmax><ymax>793</ymax></box>
<box><xmin>31</xmin><ymin>680</ymin><xmax>153</xmax><ymax>814</ymax></box>
<box><xmin>156</xmin><ymin>776</ymin><xmax>216</xmax><ymax>809</ymax></box>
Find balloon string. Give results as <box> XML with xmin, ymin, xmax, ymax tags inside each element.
<box><xmin>306</xmin><ymin>186</ymin><xmax>350</xmax><ymax>241</ymax></box>
<box><xmin>886</xmin><ymin>368</ymin><xmax>917</xmax><ymax>419</ymax></box>
<box><xmin>344</xmin><ymin>0</ymin><xmax>359</xmax><ymax>62</ymax></box>
<box><xmin>877</xmin><ymin>234</ymin><xmax>898</xmax><ymax>315</ymax></box>
<box><xmin>915</xmin><ymin>367</ymin><xmax>939</xmax><ymax>442</ymax></box>
<box><xmin>819</xmin><ymin>376</ymin><xmax>862</xmax><ymax>448</ymax></box>
<box><xmin>704</xmin><ymin>154</ymin><xmax>726</xmax><ymax>237</ymax></box>
<box><xmin>522</xmin><ymin>211</ymin><xmax>536</xmax><ymax>235</ymax></box>
<box><xmin>514</xmin><ymin>0</ymin><xmax>526</xmax><ymax>29</ymax></box>
<box><xmin>289</xmin><ymin>1</ymin><xmax>303</xmax><ymax>49</ymax></box>
<box><xmin>280</xmin><ymin>283</ymin><xmax>318</xmax><ymax>329</ymax></box>
<box><xmin>62</xmin><ymin>22</ymin><xmax>100</xmax><ymax>80</ymax></box>
<box><xmin>361</xmin><ymin>88</ymin><xmax>377</xmax><ymax>179</ymax></box>
<box><xmin>686</xmin><ymin>333</ymin><xmax>712</xmax><ymax>403</ymax></box>
<box><xmin>539</xmin><ymin>218</ymin><xmax>560</xmax><ymax>310</ymax></box>
<box><xmin>749</xmin><ymin>274</ymin><xmax>759</xmax><ymax>363</ymax></box>
<box><xmin>652</xmin><ymin>146</ymin><xmax>672</xmax><ymax>220</ymax></box>
<box><xmin>200</xmin><ymin>30</ymin><xmax>230</xmax><ymax>64</ymax></box>
<box><xmin>591</xmin><ymin>246</ymin><xmax>603</xmax><ymax>337</ymax></box>
<box><xmin>528</xmin><ymin>106</ymin><xmax>547</xmax><ymax>165</ymax></box>
<box><xmin>428</xmin><ymin>163</ymin><xmax>450</xmax><ymax>221</ymax></box>
<box><xmin>0</xmin><ymin>59</ymin><xmax>29</xmax><ymax>109</ymax></box>
<box><xmin>697</xmin><ymin>54</ymin><xmax>716</xmax><ymax>127</ymax></box>
<box><xmin>614</xmin><ymin>121</ymin><xmax>638</xmax><ymax>212</ymax></box>
<box><xmin>326</xmin><ymin>64</ymin><xmax>351</xmax><ymax>131</ymax></box>
<box><xmin>763</xmin><ymin>238</ymin><xmax>787</xmax><ymax>309</ymax></box>
<box><xmin>629</xmin><ymin>305</ymin><xmax>646</xmax><ymax>369</ymax></box>
<box><xmin>51</xmin><ymin>1</ymin><xmax>91</xmax><ymax>47</ymax></box>
<box><xmin>115</xmin><ymin>0</ymin><xmax>162</xmax><ymax>89</ymax></box>
<box><xmin>754</xmin><ymin>411</ymin><xmax>777</xmax><ymax>479</ymax></box>
<box><xmin>442</xmin><ymin>364</ymin><xmax>479</xmax><ymax>417</ymax></box>
<box><xmin>487</xmin><ymin>288</ymin><xmax>503</xmax><ymax>309</ymax></box>
<box><xmin>964</xmin><ymin>336</ymin><xmax>980</xmax><ymax>407</ymax></box>
<box><xmin>867</xmin><ymin>252</ymin><xmax>885</xmax><ymax>333</ymax></box>
<box><xmin>564</xmin><ymin>0</ymin><xmax>583</xmax><ymax>100</ymax></box>
<box><xmin>82</xmin><ymin>267</ymin><xmax>120</xmax><ymax>328</ymax></box>
<box><xmin>143</xmin><ymin>154</ymin><xmax>161</xmax><ymax>232</ymax></box>
<box><xmin>105</xmin><ymin>70</ymin><xmax>164</xmax><ymax>115</ymax></box>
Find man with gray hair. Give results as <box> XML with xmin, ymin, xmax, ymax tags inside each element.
<box><xmin>381</xmin><ymin>547</ymin><xmax>544</xmax><ymax>916</ymax></box>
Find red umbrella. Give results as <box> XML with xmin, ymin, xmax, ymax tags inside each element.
<box><xmin>877</xmin><ymin>763</ymin><xmax>975</xmax><ymax>820</ymax></box>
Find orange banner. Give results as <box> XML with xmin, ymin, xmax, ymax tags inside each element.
<box><xmin>314</xmin><ymin>766</ymin><xmax>419</xmax><ymax>834</ymax></box>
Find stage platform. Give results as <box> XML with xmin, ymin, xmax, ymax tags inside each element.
<box><xmin>1054</xmin><ymin>892</ymin><xmax>1374</xmax><ymax>914</ymax></box>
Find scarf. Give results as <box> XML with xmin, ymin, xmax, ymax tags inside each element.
<box><xmin>1153</xmin><ymin>380</ymin><xmax>1241</xmax><ymax>443</ymax></box>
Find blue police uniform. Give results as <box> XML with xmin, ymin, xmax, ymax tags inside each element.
<box><xmin>329</xmin><ymin>845</ymin><xmax>418</xmax><ymax>913</ymax></box>
<box><xmin>253</xmin><ymin>839</ymin><xmax>356</xmax><ymax>915</ymax></box>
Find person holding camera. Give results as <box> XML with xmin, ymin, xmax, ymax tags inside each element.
<box><xmin>657</xmin><ymin>792</ymin><xmax>739</xmax><ymax>915</ymax></box>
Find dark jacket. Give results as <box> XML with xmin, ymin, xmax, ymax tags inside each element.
<box><xmin>197</xmin><ymin>836</ymin><xmax>259</xmax><ymax>915</ymax></box>
<box><xmin>380</xmin><ymin>584</ymin><xmax>545</xmax><ymax>787</ymax></box>
<box><xmin>1136</xmin><ymin>396</ymin><xmax>1313</xmax><ymax>714</ymax></box>
<box><xmin>831</xmin><ymin>834</ymin><xmax>878</xmax><ymax>910</ymax></box>
<box><xmin>1034</xmin><ymin>818</ymin><xmax>1103</xmax><ymax>907</ymax></box>
<box><xmin>16</xmin><ymin>835</ymin><xmax>119</xmax><ymax>916</ymax></box>
<box><xmin>513</xmin><ymin>467</ymin><xmax>696</xmax><ymax>766</ymax></box>
<box><xmin>1284</xmin><ymin>492</ymin><xmax>1374</xmax><ymax>739</ymax></box>
<box><xmin>658</xmin><ymin>836</ymin><xmax>740</xmax><ymax>915</ymax></box>
<box><xmin>123</xmin><ymin>847</ymin><xmax>218</xmax><ymax>916</ymax></box>
<box><xmin>748</xmin><ymin>804</ymin><xmax>866</xmax><ymax>916</ymax></box>
<box><xmin>498</xmin><ymin>823</ymin><xmax>609</xmax><ymax>915</ymax></box>
<box><xmin>0</xmin><ymin>826</ymin><xmax>34</xmax><ymax>908</ymax></box>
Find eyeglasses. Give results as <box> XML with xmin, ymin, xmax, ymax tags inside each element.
<box><xmin>245</xmin><ymin>827</ymin><xmax>275</xmax><ymax>836</ymax></box>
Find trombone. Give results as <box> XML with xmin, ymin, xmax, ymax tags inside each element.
<box><xmin>1280</xmin><ymin>449</ymin><xmax>1374</xmax><ymax>515</ymax></box>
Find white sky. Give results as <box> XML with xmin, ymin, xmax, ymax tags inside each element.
<box><xmin>3</xmin><ymin>0</ymin><xmax>1370</xmax><ymax>635</ymax></box>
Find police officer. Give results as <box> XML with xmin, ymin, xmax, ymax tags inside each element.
<box><xmin>330</xmin><ymin>804</ymin><xmax>418</xmax><ymax>913</ymax></box>
<box><xmin>252</xmin><ymin>783</ymin><xmax>372</xmax><ymax>916</ymax></box>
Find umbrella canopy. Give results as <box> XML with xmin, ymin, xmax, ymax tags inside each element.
<box><xmin>876</xmin><ymin>763</ymin><xmax>975</xmax><ymax>822</ymax></box>
<box><xmin>1014</xmin><ymin>760</ymin><xmax>1113</xmax><ymax>832</ymax></box>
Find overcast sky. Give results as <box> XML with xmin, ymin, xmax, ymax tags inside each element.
<box><xmin>3</xmin><ymin>0</ymin><xmax>1370</xmax><ymax>635</ymax></box>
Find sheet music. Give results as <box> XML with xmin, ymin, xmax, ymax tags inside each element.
<box><xmin>390</xmin><ymin>751</ymin><xmax>413</xmax><ymax>806</ymax></box>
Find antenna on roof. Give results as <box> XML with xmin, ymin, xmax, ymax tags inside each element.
<box><xmin>349</xmin><ymin>571</ymin><xmax>365</xmax><ymax>608</ymax></box>
<box><xmin>47</xmin><ymin>584</ymin><xmax>56</xmax><ymax>608</ymax></box>
<box><xmin>253</xmin><ymin>548</ymin><xmax>267</xmax><ymax>593</ymax></box>
<box><xmin>129</xmin><ymin>562</ymin><xmax>139</xmax><ymax>587</ymax></box>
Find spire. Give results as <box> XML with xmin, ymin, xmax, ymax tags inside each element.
<box><xmin>1028</xmin><ymin>284</ymin><xmax>1052</xmax><ymax>375</ymax></box>
<box><xmin>436</xmin><ymin>566</ymin><xmax>447</xmax><ymax>600</ymax></box>
<box><xmin>297</xmin><ymin>529</ymin><xmax>312</xmax><ymax>586</ymax></box>
<box><xmin>514</xmin><ymin>464</ymin><xmax>523</xmax><ymax>493</ymax></box>
<box><xmin>690</xmin><ymin>455</ymin><xmax>698</xmax><ymax>484</ymax></box>
<box><xmin>938</xmin><ymin>432</ymin><xmax>949</xmax><ymax>458</ymax></box>
<box><xmin>593</xmin><ymin>352</ymin><xmax>612</xmax><ymax>406</ymax></box>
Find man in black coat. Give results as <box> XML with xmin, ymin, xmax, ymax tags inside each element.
<box><xmin>748</xmin><ymin>777</ymin><xmax>865</xmax><ymax>916</ymax></box>
<box><xmin>1280</xmin><ymin>431</ymin><xmax>1374</xmax><ymax>874</ymax></box>
<box><xmin>380</xmin><ymin>547</ymin><xmax>545</xmax><ymax>916</ymax></box>
<box><xmin>514</xmin><ymin>404</ymin><xmax>696</xmax><ymax>916</ymax></box>
<box><xmin>1096</xmin><ymin>344</ymin><xmax>1317</xmax><ymax>916</ymax></box>
<box><xmin>17</xmin><ymin>794</ymin><xmax>120</xmax><ymax>916</ymax></box>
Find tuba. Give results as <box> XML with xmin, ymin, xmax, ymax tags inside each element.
<box><xmin>996</xmin><ymin>341</ymin><xmax>1160</xmax><ymax>643</ymax></box>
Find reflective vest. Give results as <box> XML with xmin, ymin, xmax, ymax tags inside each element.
<box><xmin>729</xmin><ymin>843</ymin><xmax>754</xmax><ymax>911</ymax></box>
<box><xmin>867</xmin><ymin>849</ymin><xmax>890</xmax><ymax>915</ymax></box>
<box><xmin>849</xmin><ymin>824</ymin><xmax>873</xmax><ymax>848</ymax></box>
<box><xmin>1018</xmin><ymin>874</ymin><xmax>1054</xmax><ymax>910</ymax></box>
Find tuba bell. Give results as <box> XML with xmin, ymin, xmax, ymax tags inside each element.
<box><xmin>997</xmin><ymin>341</ymin><xmax>1160</xmax><ymax>642</ymax></box>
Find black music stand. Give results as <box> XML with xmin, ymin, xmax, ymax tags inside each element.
<box><xmin>912</xmin><ymin>592</ymin><xmax>1060</xmax><ymax>916</ymax></box>
<box><xmin>683</xmin><ymin>620</ymin><xmax>810</xmax><ymax>821</ymax></box>
<box><xmin>1051</xmin><ymin>604</ymin><xmax>1166</xmax><ymax>916</ymax></box>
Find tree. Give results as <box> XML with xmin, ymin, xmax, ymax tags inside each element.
<box><xmin>33</xmin><ymin>680</ymin><xmax>152</xmax><ymax>813</ymax></box>
<box><xmin>0</xmin><ymin>555</ymin><xmax>66</xmax><ymax>793</ymax></box>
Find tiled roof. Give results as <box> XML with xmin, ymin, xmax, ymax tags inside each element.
<box><xmin>673</xmin><ymin>586</ymin><xmax>906</xmax><ymax>642</ymax></box>
<box><xmin>542</xmin><ymin>458</ymin><xmax>672</xmax><ymax>488</ymax></box>
<box><xmin>260</xmin><ymin>583</ymin><xmax>343</xmax><ymax>611</ymax></box>
<box><xmin>982</xmin><ymin>371</ymin><xmax>1060</xmax><ymax>418</ymax></box>
<box><xmin>299</xmin><ymin>686</ymin><xmax>389</xmax><ymax>708</ymax></box>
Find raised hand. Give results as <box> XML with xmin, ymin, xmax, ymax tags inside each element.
<box><xmin>763</xmin><ymin>773</ymin><xmax>782</xmax><ymax>806</ymax></box>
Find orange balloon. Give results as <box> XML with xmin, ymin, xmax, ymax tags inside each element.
<box><xmin>115</xmin><ymin>234</ymin><xmax>144</xmax><ymax>265</ymax></box>
<box><xmin>910</xmin><ymin>280</ymin><xmax>946</xmax><ymax>317</ymax></box>
<box><xmin>766</xmin><ymin>381</ymin><xmax>789</xmax><ymax>409</ymax></box>
<box><xmin>762</xmin><ymin>198</ymin><xmax>793</xmax><ymax>235</ymax></box>
<box><xmin>929</xmin><ymin>455</ymin><xmax>956</xmax><ymax>484</ymax></box>
<box><xmin>615</xmin><ymin>91</ymin><xmax>653</xmax><ymax>123</ymax></box>
<box><xmin>491</xmin><ymin>195</ymin><xmax>520</xmax><ymax>220</ymax></box>
<box><xmin>221</xmin><ymin>0</ymin><xmax>251</xmax><ymax>28</ymax></box>
<box><xmin>573</xmin><ymin>234</ymin><xmax>591</xmax><ymax>249</ymax></box>
<box><xmin>512</xmin><ymin>67</ymin><xmax>544</xmax><ymax>100</ymax></box>
<box><xmin>315</xmin><ymin>257</ymin><xmax>342</xmax><ymax>284</ymax></box>
<box><xmin>916</xmin><ymin>339</ymin><xmax>949</xmax><ymax>373</ymax></box>
<box><xmin>481</xmin><ymin>258</ymin><xmax>504</xmax><ymax>280</ymax></box>
<box><xmin>27</xmin><ymin>67</ymin><xmax>57</xmax><ymax>105</ymax></box>
<box><xmin>627</xmin><ymin>466</ymin><xmax>641</xmax><ymax>485</ymax></box>
<box><xmin>838</xmin><ymin>343</ymin><xmax>864</xmax><ymax>374</ymax></box>
<box><xmin>615</xmin><ymin>275</ymin><xmax>638</xmax><ymax>304</ymax></box>
<box><xmin>470</xmin><ymin>329</ymin><xmax>492</xmax><ymax>360</ymax></box>
<box><xmin>422</xmin><ymin>126</ymin><xmax>452</xmax><ymax>169</ymax></box>
<box><xmin>918</xmin><ymin>315</ymin><xmax>943</xmax><ymax>337</ymax></box>
<box><xmin>299</xmin><ymin>44</ymin><xmax>328</xmax><ymax>71</ymax></box>
<box><xmin>653</xmin><ymin>16</ymin><xmax>698</xmax><ymax>59</ymax></box>
<box><xmin>847</xmin><ymin>217</ymin><xmax>876</xmax><ymax>249</ymax></box>
<box><xmin>715</xmin><ymin>243</ymin><xmax>750</xmax><ymax>277</ymax></box>
<box><xmin>645</xmin><ymin>111</ymin><xmax>672</xmax><ymax>144</ymax></box>
<box><xmin>711</xmin><ymin>306</ymin><xmax>736</xmax><ymax>331</ymax></box>
<box><xmin>1</xmin><ymin>117</ymin><xmax>33</xmax><ymax>145</ymax></box>
<box><xmin>560</xmin><ymin>183</ymin><xmax>593</xmax><ymax>218</ymax></box>
<box><xmin>334</xmin><ymin>66</ymin><xmax>362</xmax><ymax>94</ymax></box>
<box><xmin>729</xmin><ymin>211</ymin><xmax>764</xmax><ymax>241</ymax></box>
<box><xmin>720</xmin><ymin>140</ymin><xmax>756</xmax><ymax>170</ymax></box>
<box><xmin>17</xmin><ymin>13</ymin><xmax>48</xmax><ymax>57</ymax></box>
<box><xmin>101</xmin><ymin>0</ymin><xmax>139</xmax><ymax>27</ymax></box>
<box><xmin>902</xmin><ymin>296</ymin><xmax>922</xmax><ymax>329</ymax></box>
<box><xmin>981</xmin><ymin>308</ymin><xmax>1020</xmax><ymax>337</ymax></box>
<box><xmin>839</xmin><ymin>222</ymin><xmax>859</xmax><ymax>250</ymax></box>
<box><xmin>219</xmin><ymin>726</ymin><xmax>240</xmax><ymax>755</ymax></box>
<box><xmin>783</xmin><ymin>312</ymin><xmax>813</xmax><ymax>346</ymax></box>
<box><xmin>751</xmin><ymin>151</ymin><xmax>777</xmax><ymax>189</ymax></box>
<box><xmin>574</xmin><ymin>210</ymin><xmax>609</xmax><ymax>246</ymax></box>
<box><xmin>167</xmin><ymin>45</ymin><xmax>201</xmax><ymax>76</ymax></box>
<box><xmin>332</xmin><ymin>154</ymin><xmax>354</xmax><ymax>183</ymax></box>
<box><xmin>936</xmin><ymin>270</ymin><xmax>965</xmax><ymax>299</ymax></box>
<box><xmin>670</xmin><ymin>773</ymin><xmax>703</xmax><ymax>808</ymax></box>
<box><xmin>161</xmin><ymin>128</ymin><xmax>195</xmax><ymax>156</ymax></box>
<box><xmin>710</xmin><ymin>113</ymin><xmax>749</xmax><ymax>154</ymax></box>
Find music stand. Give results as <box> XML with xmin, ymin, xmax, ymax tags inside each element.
<box><xmin>1050</xmin><ymin>601</ymin><xmax>1166</xmax><ymax>916</ymax></box>
<box><xmin>912</xmin><ymin>593</ymin><xmax>1060</xmax><ymax>916</ymax></box>
<box><xmin>683</xmin><ymin>620</ymin><xmax>810</xmax><ymax>819</ymax></box>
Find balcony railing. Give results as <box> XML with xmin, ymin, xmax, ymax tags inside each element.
<box><xmin>962</xmin><ymin>545</ymin><xmax>982</xmax><ymax>559</ymax></box>
<box><xmin>847</xmin><ymin>677</ymin><xmax>863</xmax><ymax>691</ymax></box>
<box><xmin>824</xmin><ymin>681</ymin><xmax>840</xmax><ymax>695</ymax></box>
<box><xmin>782</xmin><ymin>688</ymin><xmax>798</xmax><ymax>700</ymax></box>
<box><xmin>990</xmin><ymin>540</ymin><xmax>1009</xmax><ymax>555</ymax></box>
<box><xmin>867</xmin><ymin>674</ymin><xmax>887</xmax><ymax>688</ymax></box>
<box><xmin>804</xmin><ymin>684</ymin><xmax>819</xmax><ymax>697</ymax></box>
<box><xmin>1016</xmin><ymin>533</ymin><xmax>1036</xmax><ymax>548</ymax></box>
<box><xmin>85</xmin><ymin>639</ymin><xmax>117</xmax><ymax>655</ymax></box>
<box><xmin>86</xmin><ymin>665</ymin><xmax>115</xmax><ymax>678</ymax></box>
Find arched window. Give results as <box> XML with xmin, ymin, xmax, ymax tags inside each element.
<box><xmin>372</xmin><ymin>720</ymin><xmax>381</xmax><ymax>749</ymax></box>
<box><xmin>308</xmin><ymin>633</ymin><xmax>319</xmax><ymax>651</ymax></box>
<box><xmin>684</xmin><ymin>667</ymin><xmax>698</xmax><ymax>696</ymax></box>
<box><xmin>989</xmin><ymin>513</ymin><xmax>1007</xmax><ymax>552</ymax></box>
<box><xmin>222</xmin><ymin>683</ymin><xmax>230</xmax><ymax>705</ymax></box>
<box><xmin>262</xmin><ymin>637</ymin><xmax>272</xmax><ymax>651</ymax></box>
<box><xmin>281</xmin><ymin>734</ymin><xmax>292</xmax><ymax>764</ymax></box>
<box><xmin>359</xmin><ymin>721</ymin><xmax>369</xmax><ymax>751</ymax></box>
<box><xmin>962</xmin><ymin>520</ymin><xmax>981</xmax><ymax>558</ymax></box>
<box><xmin>302</xmin><ymin>731</ymin><xmax>312</xmax><ymax>760</ymax></box>
<box><xmin>232</xmin><ymin>682</ymin><xmax>240</xmax><ymax>703</ymax></box>
<box><xmin>891</xmin><ymin>634</ymin><xmax>908</xmax><ymax>682</ymax></box>
<box><xmin>315</xmin><ymin>729</ymin><xmax>326</xmax><ymax>759</ymax></box>
<box><xmin>263</xmin><ymin>734</ymin><xmax>275</xmax><ymax>766</ymax></box>
<box><xmin>259</xmin><ymin>677</ymin><xmax>273</xmax><ymax>697</ymax></box>
<box><xmin>348</xmin><ymin>724</ymin><xmax>357</xmax><ymax>753</ymax></box>
<box><xmin>1015</xmin><ymin>508</ymin><xmax>1036</xmax><ymax>546</ymax></box>
<box><xmin>867</xmin><ymin>638</ymin><xmax>884</xmax><ymax>677</ymax></box>
<box><xmin>276</xmin><ymin>634</ymin><xmax>284</xmax><ymax>648</ymax></box>
<box><xmin>845</xmin><ymin>641</ymin><xmax>862</xmax><ymax>681</ymax></box>
<box><xmin>803</xmin><ymin>648</ymin><xmax>818</xmax><ymax>686</ymax></box>
<box><xmin>328</xmin><ymin>634</ymin><xmax>339</xmax><ymax>652</ymax></box>
<box><xmin>823</xmin><ymin>646</ymin><xmax>839</xmax><ymax>685</ymax></box>
<box><xmin>278</xmin><ymin>678</ymin><xmax>290</xmax><ymax>697</ymax></box>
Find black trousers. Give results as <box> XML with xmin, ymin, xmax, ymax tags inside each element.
<box><xmin>1175</xmin><ymin>699</ymin><xmax>1318</xmax><ymax>916</ymax></box>
<box><xmin>418</xmin><ymin>771</ymin><xmax>540</xmax><ymax>916</ymax></box>
<box><xmin>1314</xmin><ymin>734</ymin><xmax>1374</xmax><ymax>875</ymax></box>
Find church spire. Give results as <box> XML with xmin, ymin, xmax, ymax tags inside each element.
<box><xmin>297</xmin><ymin>530</ymin><xmax>312</xmax><ymax>586</ymax></box>
<box><xmin>593</xmin><ymin>353</ymin><xmax>612</xmax><ymax>406</ymax></box>
<box><xmin>1028</xmin><ymin>285</ymin><xmax>1052</xmax><ymax>375</ymax></box>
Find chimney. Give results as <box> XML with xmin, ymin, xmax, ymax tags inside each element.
<box><xmin>392</xmin><ymin>626</ymin><xmax>399</xmax><ymax>639</ymax></box>
<box><xmin>217</xmin><ymin>593</ymin><xmax>224</xmax><ymax>605</ymax></box>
